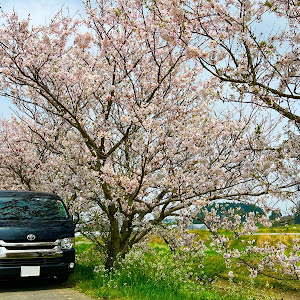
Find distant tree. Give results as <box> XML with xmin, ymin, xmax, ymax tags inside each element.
<box><xmin>193</xmin><ymin>202</ymin><xmax>264</xmax><ymax>224</ymax></box>
<box><xmin>294</xmin><ymin>201</ymin><xmax>300</xmax><ymax>224</ymax></box>
<box><xmin>269</xmin><ymin>210</ymin><xmax>282</xmax><ymax>221</ymax></box>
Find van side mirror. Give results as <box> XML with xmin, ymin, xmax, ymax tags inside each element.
<box><xmin>72</xmin><ymin>212</ymin><xmax>79</xmax><ymax>224</ymax></box>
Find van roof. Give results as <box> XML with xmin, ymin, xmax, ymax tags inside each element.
<box><xmin>0</xmin><ymin>190</ymin><xmax>61</xmax><ymax>198</ymax></box>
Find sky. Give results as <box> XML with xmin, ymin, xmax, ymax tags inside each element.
<box><xmin>0</xmin><ymin>0</ymin><xmax>85</xmax><ymax>118</ymax></box>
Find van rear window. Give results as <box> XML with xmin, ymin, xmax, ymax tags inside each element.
<box><xmin>0</xmin><ymin>197</ymin><xmax>69</xmax><ymax>220</ymax></box>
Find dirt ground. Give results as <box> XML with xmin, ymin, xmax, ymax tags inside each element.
<box><xmin>0</xmin><ymin>278</ymin><xmax>94</xmax><ymax>300</ymax></box>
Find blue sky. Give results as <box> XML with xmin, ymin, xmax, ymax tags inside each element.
<box><xmin>1</xmin><ymin>0</ymin><xmax>84</xmax><ymax>24</ymax></box>
<box><xmin>0</xmin><ymin>0</ymin><xmax>85</xmax><ymax>118</ymax></box>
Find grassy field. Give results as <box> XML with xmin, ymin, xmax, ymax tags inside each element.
<box><xmin>257</xmin><ymin>224</ymin><xmax>300</xmax><ymax>234</ymax></box>
<box><xmin>69</xmin><ymin>229</ymin><xmax>300</xmax><ymax>300</ymax></box>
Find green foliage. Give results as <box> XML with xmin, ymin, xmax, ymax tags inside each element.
<box><xmin>255</xmin><ymin>124</ymin><xmax>261</xmax><ymax>136</ymax></box>
<box><xmin>265</xmin><ymin>1</ymin><xmax>272</xmax><ymax>8</ymax></box>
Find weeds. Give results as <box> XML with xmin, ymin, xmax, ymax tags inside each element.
<box><xmin>70</xmin><ymin>243</ymin><xmax>249</xmax><ymax>300</ymax></box>
<box><xmin>70</xmin><ymin>231</ymin><xmax>299</xmax><ymax>300</ymax></box>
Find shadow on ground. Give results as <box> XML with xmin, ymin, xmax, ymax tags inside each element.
<box><xmin>0</xmin><ymin>278</ymin><xmax>66</xmax><ymax>293</ymax></box>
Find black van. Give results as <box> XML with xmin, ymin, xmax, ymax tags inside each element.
<box><xmin>0</xmin><ymin>190</ymin><xmax>78</xmax><ymax>282</ymax></box>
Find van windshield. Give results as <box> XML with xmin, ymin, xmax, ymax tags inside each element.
<box><xmin>0</xmin><ymin>196</ymin><xmax>69</xmax><ymax>220</ymax></box>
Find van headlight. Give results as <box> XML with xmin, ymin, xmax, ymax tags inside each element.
<box><xmin>60</xmin><ymin>237</ymin><xmax>75</xmax><ymax>250</ymax></box>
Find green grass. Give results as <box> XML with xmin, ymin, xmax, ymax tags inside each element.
<box><xmin>69</xmin><ymin>243</ymin><xmax>251</xmax><ymax>300</ymax></box>
<box><xmin>69</xmin><ymin>230</ymin><xmax>300</xmax><ymax>300</ymax></box>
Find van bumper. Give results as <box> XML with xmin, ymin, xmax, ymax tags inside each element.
<box><xmin>0</xmin><ymin>249</ymin><xmax>75</xmax><ymax>279</ymax></box>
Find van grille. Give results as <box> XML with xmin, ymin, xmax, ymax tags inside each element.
<box><xmin>0</xmin><ymin>239</ymin><xmax>63</xmax><ymax>259</ymax></box>
<box><xmin>0</xmin><ymin>258</ymin><xmax>64</xmax><ymax>267</ymax></box>
<box><xmin>4</xmin><ymin>245</ymin><xmax>55</xmax><ymax>250</ymax></box>
<box><xmin>3</xmin><ymin>239</ymin><xmax>57</xmax><ymax>243</ymax></box>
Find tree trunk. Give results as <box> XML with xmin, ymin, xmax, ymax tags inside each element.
<box><xmin>105</xmin><ymin>204</ymin><xmax>121</xmax><ymax>270</ymax></box>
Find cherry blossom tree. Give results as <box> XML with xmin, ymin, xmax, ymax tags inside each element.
<box><xmin>0</xmin><ymin>117</ymin><xmax>48</xmax><ymax>191</ymax></box>
<box><xmin>0</xmin><ymin>117</ymin><xmax>83</xmax><ymax>202</ymax></box>
<box><xmin>0</xmin><ymin>0</ymin><xmax>298</xmax><ymax>273</ymax></box>
<box><xmin>149</xmin><ymin>0</ymin><xmax>300</xmax><ymax>127</ymax></box>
